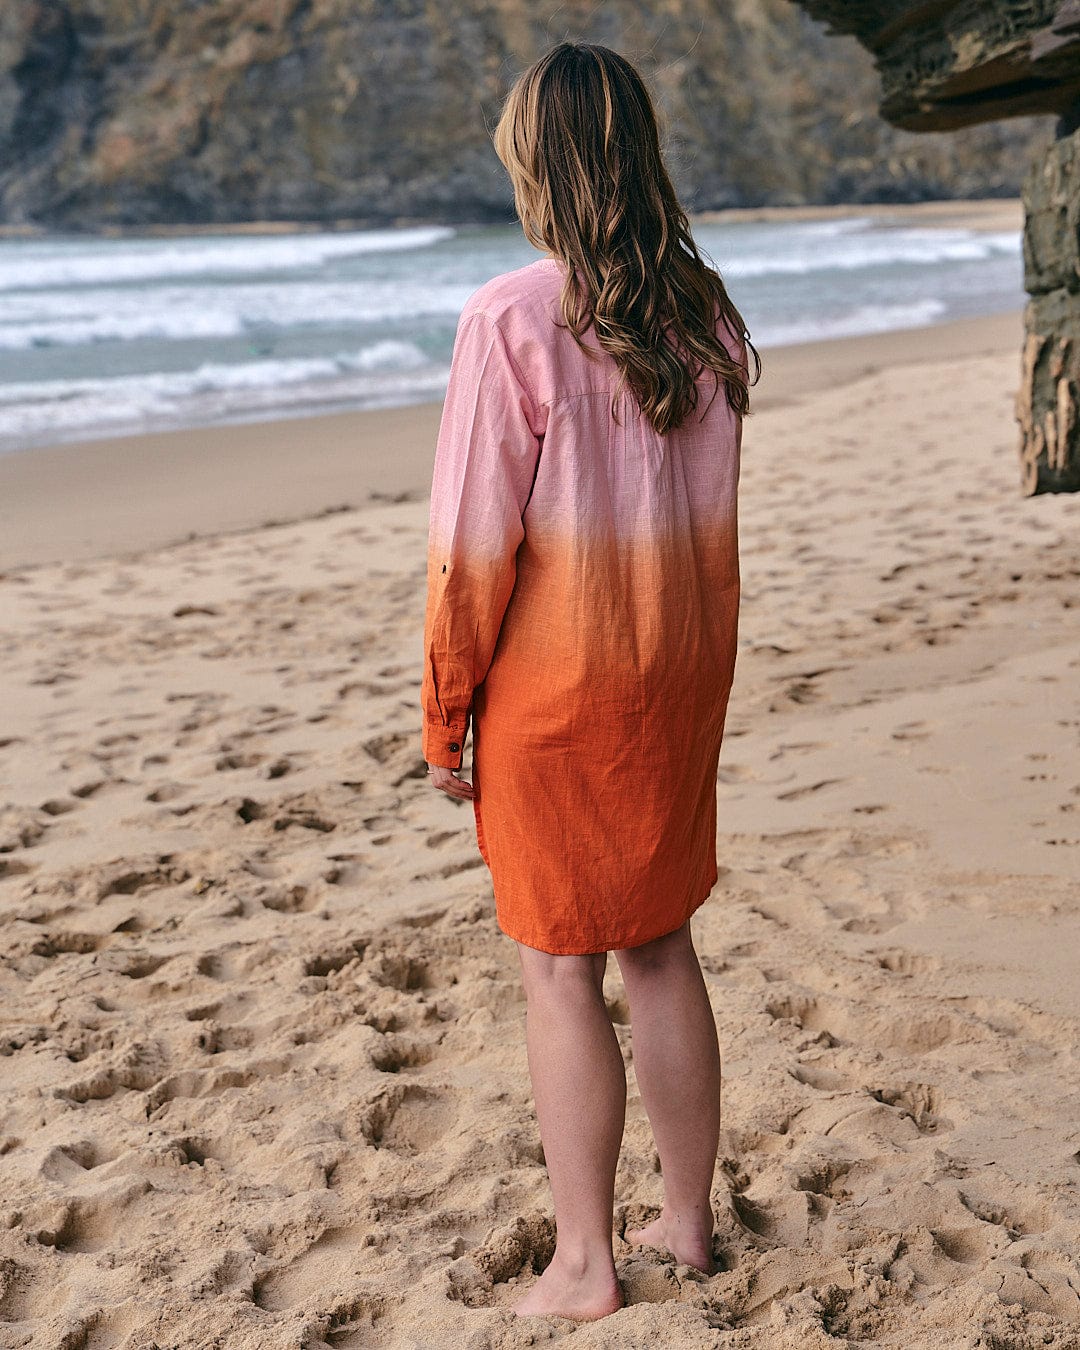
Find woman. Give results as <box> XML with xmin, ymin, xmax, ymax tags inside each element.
<box><xmin>421</xmin><ymin>41</ymin><xmax>760</xmax><ymax>1321</ymax></box>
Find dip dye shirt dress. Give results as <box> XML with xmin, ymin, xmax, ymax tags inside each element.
<box><xmin>421</xmin><ymin>257</ymin><xmax>745</xmax><ymax>955</ymax></box>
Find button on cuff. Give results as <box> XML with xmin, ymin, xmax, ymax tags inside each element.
<box><xmin>421</xmin><ymin>719</ymin><xmax>468</xmax><ymax>769</ymax></box>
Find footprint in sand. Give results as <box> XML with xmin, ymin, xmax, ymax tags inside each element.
<box><xmin>260</xmin><ymin>883</ymin><xmax>318</xmax><ymax>913</ymax></box>
<box><xmin>370</xmin><ymin>1033</ymin><xmax>438</xmax><ymax>1073</ymax></box>
<box><xmin>790</xmin><ymin>1061</ymin><xmax>852</xmax><ymax>1093</ymax></box>
<box><xmin>39</xmin><ymin>798</ymin><xmax>76</xmax><ymax>817</ymax></box>
<box><xmin>765</xmin><ymin>992</ymin><xmax>973</xmax><ymax>1055</ymax></box>
<box><xmin>0</xmin><ymin>806</ymin><xmax>48</xmax><ymax>851</ymax></box>
<box><xmin>234</xmin><ymin>793</ymin><xmax>336</xmax><ymax>834</ymax></box>
<box><xmin>891</xmin><ymin>721</ymin><xmax>933</xmax><ymax>741</ymax></box>
<box><xmin>301</xmin><ymin>940</ymin><xmax>367</xmax><ymax>979</ymax></box>
<box><xmin>717</xmin><ymin>762</ymin><xmax>755</xmax><ymax>784</ymax></box>
<box><xmin>994</xmin><ymin>1251</ymin><xmax>1080</xmax><ymax>1321</ymax></box>
<box><xmin>835</xmin><ymin>907</ymin><xmax>902</xmax><ymax>936</ymax></box>
<box><xmin>959</xmin><ymin>1190</ymin><xmax>1054</xmax><ymax>1240</ymax></box>
<box><xmin>873</xmin><ymin>949</ymin><xmax>941</xmax><ymax>977</ymax></box>
<box><xmin>321</xmin><ymin>854</ymin><xmax>367</xmax><ymax>886</ymax></box>
<box><xmin>424</xmin><ymin>830</ymin><xmax>463</xmax><ymax>849</ymax></box>
<box><xmin>768</xmin><ymin>740</ymin><xmax>829</xmax><ymax>761</ymax></box>
<box><xmin>412</xmin><ymin>856</ymin><xmax>486</xmax><ymax>882</ymax></box>
<box><xmin>868</xmin><ymin>1082</ymin><xmax>949</xmax><ymax>1134</ymax></box>
<box><xmin>360</xmin><ymin>1083</ymin><xmax>456</xmax><ymax>1154</ymax></box>
<box><xmin>789</xmin><ymin>1155</ymin><xmax>857</xmax><ymax>1201</ymax></box>
<box><xmin>215</xmin><ymin>751</ymin><xmax>264</xmax><ymax>771</ymax></box>
<box><xmin>749</xmin><ymin>902</ymin><xmax>790</xmax><ymax>929</ymax></box>
<box><xmin>251</xmin><ymin>1224</ymin><xmax>379</xmax><ymax>1313</ymax></box>
<box><xmin>0</xmin><ymin>857</ymin><xmax>35</xmax><ymax>880</ymax></box>
<box><xmin>775</xmin><ymin>777</ymin><xmax>846</xmax><ymax>801</ymax></box>
<box><xmin>96</xmin><ymin>864</ymin><xmax>190</xmax><ymax>901</ymax></box>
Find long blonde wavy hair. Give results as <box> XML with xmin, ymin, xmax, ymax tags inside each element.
<box><xmin>492</xmin><ymin>41</ymin><xmax>761</xmax><ymax>436</ymax></box>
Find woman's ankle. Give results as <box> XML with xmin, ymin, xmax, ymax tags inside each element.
<box><xmin>548</xmin><ymin>1239</ymin><xmax>618</xmax><ymax>1280</ymax></box>
<box><xmin>659</xmin><ymin>1202</ymin><xmax>714</xmax><ymax>1241</ymax></box>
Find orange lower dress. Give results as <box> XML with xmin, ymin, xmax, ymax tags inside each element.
<box><xmin>421</xmin><ymin>257</ymin><xmax>745</xmax><ymax>955</ymax></box>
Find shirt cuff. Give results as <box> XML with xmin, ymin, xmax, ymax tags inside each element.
<box><xmin>422</xmin><ymin>718</ymin><xmax>468</xmax><ymax>770</ymax></box>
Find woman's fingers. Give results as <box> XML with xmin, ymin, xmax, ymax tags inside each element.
<box><xmin>428</xmin><ymin>764</ymin><xmax>476</xmax><ymax>799</ymax></box>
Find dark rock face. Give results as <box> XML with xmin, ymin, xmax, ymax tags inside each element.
<box><xmin>1017</xmin><ymin>124</ymin><xmax>1080</xmax><ymax>493</ymax></box>
<box><xmin>794</xmin><ymin>0</ymin><xmax>1080</xmax><ymax>494</ymax></box>
<box><xmin>793</xmin><ymin>1</ymin><xmax>1080</xmax><ymax>129</ymax></box>
<box><xmin>0</xmin><ymin>0</ymin><xmax>1049</xmax><ymax>229</ymax></box>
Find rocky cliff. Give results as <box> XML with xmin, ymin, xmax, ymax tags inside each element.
<box><xmin>792</xmin><ymin>0</ymin><xmax>1080</xmax><ymax>493</ymax></box>
<box><xmin>0</xmin><ymin>0</ymin><xmax>1052</xmax><ymax>230</ymax></box>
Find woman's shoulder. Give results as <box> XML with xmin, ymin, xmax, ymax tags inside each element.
<box><xmin>460</xmin><ymin>258</ymin><xmax>563</xmax><ymax>331</ymax></box>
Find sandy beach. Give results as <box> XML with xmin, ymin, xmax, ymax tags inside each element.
<box><xmin>0</xmin><ymin>193</ymin><xmax>1025</xmax><ymax>242</ymax></box>
<box><xmin>0</xmin><ymin>311</ymin><xmax>1024</xmax><ymax>569</ymax></box>
<box><xmin>2</xmin><ymin>306</ymin><xmax>1080</xmax><ymax>1347</ymax></box>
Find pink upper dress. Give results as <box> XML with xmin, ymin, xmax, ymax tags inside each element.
<box><xmin>421</xmin><ymin>255</ymin><xmax>746</xmax><ymax>955</ymax></box>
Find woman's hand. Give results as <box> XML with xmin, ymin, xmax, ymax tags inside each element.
<box><xmin>427</xmin><ymin>764</ymin><xmax>476</xmax><ymax>800</ymax></box>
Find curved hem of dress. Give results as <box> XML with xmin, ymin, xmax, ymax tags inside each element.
<box><xmin>496</xmin><ymin>868</ymin><xmax>719</xmax><ymax>956</ymax></box>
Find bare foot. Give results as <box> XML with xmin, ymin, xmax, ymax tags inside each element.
<box><xmin>624</xmin><ymin>1211</ymin><xmax>716</xmax><ymax>1274</ymax></box>
<box><xmin>512</xmin><ymin>1251</ymin><xmax>624</xmax><ymax>1320</ymax></box>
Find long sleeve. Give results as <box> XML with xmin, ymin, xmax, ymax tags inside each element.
<box><xmin>421</xmin><ymin>305</ymin><xmax>545</xmax><ymax>769</ymax></box>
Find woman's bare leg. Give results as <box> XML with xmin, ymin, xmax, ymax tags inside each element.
<box><xmin>512</xmin><ymin>944</ymin><xmax>626</xmax><ymax>1319</ymax></box>
<box><xmin>615</xmin><ymin>919</ymin><xmax>720</xmax><ymax>1273</ymax></box>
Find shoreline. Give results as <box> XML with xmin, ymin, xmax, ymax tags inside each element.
<box><xmin>0</xmin><ymin>195</ymin><xmax>1023</xmax><ymax>240</ymax></box>
<box><xmin>0</xmin><ymin>309</ymin><xmax>1024</xmax><ymax>570</ymax></box>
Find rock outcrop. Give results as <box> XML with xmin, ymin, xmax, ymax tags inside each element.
<box><xmin>1017</xmin><ymin>112</ymin><xmax>1080</xmax><ymax>494</ymax></box>
<box><xmin>793</xmin><ymin>0</ymin><xmax>1080</xmax><ymax>493</ymax></box>
<box><xmin>0</xmin><ymin>0</ymin><xmax>1048</xmax><ymax>229</ymax></box>
<box><xmin>789</xmin><ymin>1</ymin><xmax>1080</xmax><ymax>129</ymax></box>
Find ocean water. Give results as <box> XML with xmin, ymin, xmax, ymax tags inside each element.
<box><xmin>0</xmin><ymin>216</ymin><xmax>1022</xmax><ymax>453</ymax></box>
